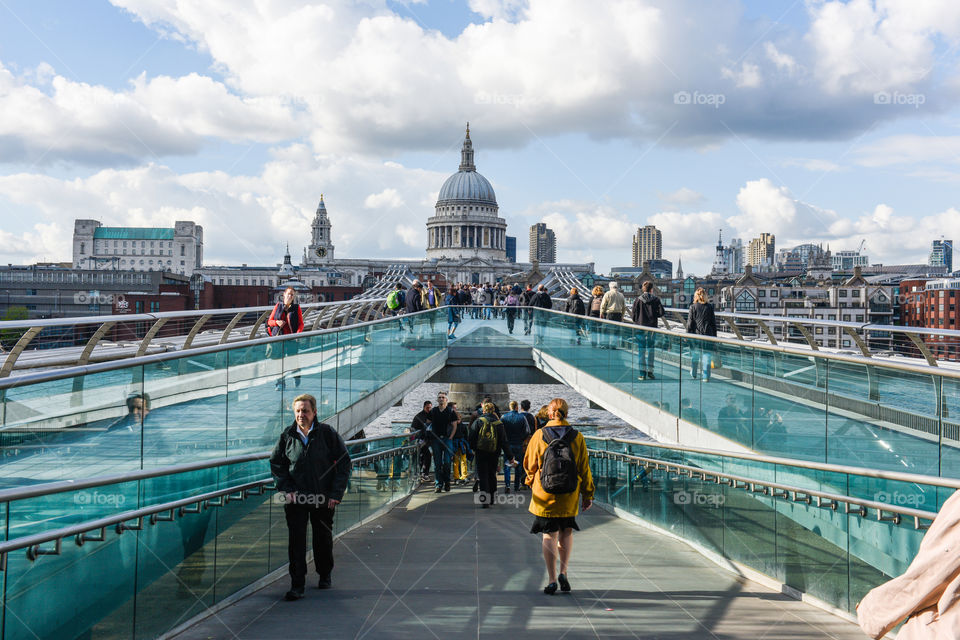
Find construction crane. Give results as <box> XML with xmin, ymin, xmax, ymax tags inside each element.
<box><xmin>857</xmin><ymin>239</ymin><xmax>866</xmax><ymax>254</ymax></box>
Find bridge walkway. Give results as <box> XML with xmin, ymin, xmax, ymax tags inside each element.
<box><xmin>174</xmin><ymin>484</ymin><xmax>865</xmax><ymax>640</ymax></box>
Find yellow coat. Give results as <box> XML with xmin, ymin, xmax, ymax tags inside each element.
<box><xmin>524</xmin><ymin>420</ymin><xmax>595</xmax><ymax>518</ymax></box>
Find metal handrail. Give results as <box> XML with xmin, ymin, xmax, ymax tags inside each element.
<box><xmin>534</xmin><ymin>307</ymin><xmax>960</xmax><ymax>379</ymax></box>
<box><xmin>0</xmin><ymin>298</ymin><xmax>387</xmax><ymax>330</ymax></box>
<box><xmin>583</xmin><ymin>435</ymin><xmax>960</xmax><ymax>489</ymax></box>
<box><xmin>662</xmin><ymin>305</ymin><xmax>960</xmax><ymax>340</ymax></box>
<box><xmin>0</xmin><ymin>307</ymin><xmax>441</xmax><ymax>390</ymax></box>
<box><xmin>0</xmin><ymin>433</ymin><xmax>406</xmax><ymax>503</ymax></box>
<box><xmin>0</xmin><ymin>443</ymin><xmax>417</xmax><ymax>570</ymax></box>
<box><xmin>590</xmin><ymin>448</ymin><xmax>936</xmax><ymax>529</ymax></box>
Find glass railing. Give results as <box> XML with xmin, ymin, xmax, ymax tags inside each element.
<box><xmin>0</xmin><ymin>443</ymin><xmax>418</xmax><ymax>640</ymax></box>
<box><xmin>585</xmin><ymin>436</ymin><xmax>953</xmax><ymax>615</ymax></box>
<box><xmin>0</xmin><ymin>312</ymin><xmax>446</xmax><ymax>486</ymax></box>
<box><xmin>525</xmin><ymin>309</ymin><xmax>960</xmax><ymax>478</ymax></box>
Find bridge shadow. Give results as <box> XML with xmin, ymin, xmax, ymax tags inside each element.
<box><xmin>175</xmin><ymin>485</ymin><xmax>864</xmax><ymax>640</ymax></box>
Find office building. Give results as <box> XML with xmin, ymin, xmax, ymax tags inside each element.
<box><xmin>73</xmin><ymin>220</ymin><xmax>203</xmax><ymax>276</ymax></box>
<box><xmin>632</xmin><ymin>225</ymin><xmax>662</xmax><ymax>267</ymax></box>
<box><xmin>747</xmin><ymin>233</ymin><xmax>776</xmax><ymax>271</ymax></box>
<box><xmin>529</xmin><ymin>223</ymin><xmax>557</xmax><ymax>263</ymax></box>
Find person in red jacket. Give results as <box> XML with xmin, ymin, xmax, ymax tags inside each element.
<box><xmin>269</xmin><ymin>287</ymin><xmax>305</xmax><ymax>390</ymax></box>
<box><xmin>269</xmin><ymin>287</ymin><xmax>305</xmax><ymax>335</ymax></box>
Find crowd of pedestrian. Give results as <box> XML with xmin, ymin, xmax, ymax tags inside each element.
<box><xmin>407</xmin><ymin>393</ymin><xmax>594</xmax><ymax>595</ymax></box>
<box><xmin>389</xmin><ymin>278</ymin><xmax>724</xmax><ymax>385</ymax></box>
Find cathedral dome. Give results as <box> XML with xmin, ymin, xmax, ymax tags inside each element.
<box><xmin>437</xmin><ymin>170</ymin><xmax>497</xmax><ymax>205</ymax></box>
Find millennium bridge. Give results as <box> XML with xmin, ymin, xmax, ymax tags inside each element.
<box><xmin>0</xmin><ymin>273</ymin><xmax>957</xmax><ymax>639</ymax></box>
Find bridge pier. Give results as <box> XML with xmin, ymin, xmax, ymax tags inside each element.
<box><xmin>447</xmin><ymin>382</ymin><xmax>509</xmax><ymax>416</ymax></box>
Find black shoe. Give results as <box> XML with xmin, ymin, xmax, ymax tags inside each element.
<box><xmin>504</xmin><ymin>487</ymin><xmax>511</xmax><ymax>494</ymax></box>
<box><xmin>647</xmin><ymin>372</ymin><xmax>656</xmax><ymax>380</ymax></box>
<box><xmin>435</xmin><ymin>487</ymin><xmax>442</xmax><ymax>493</ymax></box>
<box><xmin>481</xmin><ymin>504</ymin><xmax>490</xmax><ymax>509</ymax></box>
<box><xmin>444</xmin><ymin>484</ymin><xmax>451</xmax><ymax>492</ymax></box>
<box><xmin>543</xmin><ymin>582</ymin><xmax>558</xmax><ymax>595</ymax></box>
<box><xmin>472</xmin><ymin>481</ymin><xmax>479</xmax><ymax>493</ymax></box>
<box><xmin>317</xmin><ymin>577</ymin><xmax>332</xmax><ymax>589</ymax></box>
<box><xmin>558</xmin><ymin>573</ymin><xmax>571</xmax><ymax>593</ymax></box>
<box><xmin>284</xmin><ymin>587</ymin><xmax>305</xmax><ymax>601</ymax></box>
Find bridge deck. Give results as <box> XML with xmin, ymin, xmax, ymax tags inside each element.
<box><xmin>174</xmin><ymin>485</ymin><xmax>865</xmax><ymax>640</ymax></box>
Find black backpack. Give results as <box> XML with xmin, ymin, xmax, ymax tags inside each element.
<box><xmin>540</xmin><ymin>429</ymin><xmax>579</xmax><ymax>494</ymax></box>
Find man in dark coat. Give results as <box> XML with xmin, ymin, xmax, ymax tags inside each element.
<box><xmin>530</xmin><ymin>285</ymin><xmax>553</xmax><ymax>345</ymax></box>
<box><xmin>270</xmin><ymin>394</ymin><xmax>351</xmax><ymax>600</ymax></box>
<box><xmin>631</xmin><ymin>281</ymin><xmax>665</xmax><ymax>380</ymax></box>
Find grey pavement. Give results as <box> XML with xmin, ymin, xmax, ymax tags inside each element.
<box><xmin>174</xmin><ymin>484</ymin><xmax>866</xmax><ymax>640</ymax></box>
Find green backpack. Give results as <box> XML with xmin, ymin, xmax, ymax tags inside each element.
<box><xmin>476</xmin><ymin>417</ymin><xmax>499</xmax><ymax>453</ymax></box>
<box><xmin>387</xmin><ymin>290</ymin><xmax>401</xmax><ymax>310</ymax></box>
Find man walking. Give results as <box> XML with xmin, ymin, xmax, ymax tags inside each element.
<box><xmin>270</xmin><ymin>394</ymin><xmax>351</xmax><ymax>601</ymax></box>
<box><xmin>530</xmin><ymin>284</ymin><xmax>553</xmax><ymax>345</ymax></box>
<box><xmin>599</xmin><ymin>281</ymin><xmax>626</xmax><ymax>348</ymax></box>
<box><xmin>409</xmin><ymin>400</ymin><xmax>433</xmax><ymax>479</ymax></box>
<box><xmin>500</xmin><ymin>401</ymin><xmax>530</xmax><ymax>493</ymax></box>
<box><xmin>429</xmin><ymin>391</ymin><xmax>457</xmax><ymax>492</ymax></box>
<box><xmin>520</xmin><ymin>285</ymin><xmax>536</xmax><ymax>334</ymax></box>
<box><xmin>631</xmin><ymin>281</ymin><xmax>665</xmax><ymax>380</ymax></box>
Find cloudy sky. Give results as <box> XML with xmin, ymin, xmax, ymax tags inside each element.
<box><xmin>0</xmin><ymin>0</ymin><xmax>959</xmax><ymax>276</ymax></box>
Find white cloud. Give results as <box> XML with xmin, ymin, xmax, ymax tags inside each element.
<box><xmin>0</xmin><ymin>222</ymin><xmax>69</xmax><ymax>264</ymax></box>
<box><xmin>657</xmin><ymin>187</ymin><xmax>705</xmax><ymax>207</ymax></box>
<box><xmin>854</xmin><ymin>135</ymin><xmax>960</xmax><ymax>167</ymax></box>
<box><xmin>364</xmin><ymin>188</ymin><xmax>405</xmax><ymax>209</ymax></box>
<box><xmin>536</xmin><ymin>201</ymin><xmax>635</xmax><ymax>250</ymax></box>
<box><xmin>110</xmin><ymin>0</ymin><xmax>942</xmax><ymax>154</ymax></box>
<box><xmin>395</xmin><ymin>224</ymin><xmax>421</xmax><ymax>248</ymax></box>
<box><xmin>728</xmin><ymin>178</ymin><xmax>838</xmax><ymax>240</ymax></box>
<box><xmin>0</xmin><ymin>152</ymin><xmax>446</xmax><ymax>266</ymax></box>
<box><xmin>648</xmin><ymin>210</ymin><xmax>726</xmax><ymax>251</ymax></box>
<box><xmin>0</xmin><ymin>62</ymin><xmax>305</xmax><ymax>165</ymax></box>
<box><xmin>764</xmin><ymin>42</ymin><xmax>799</xmax><ymax>75</ymax></box>
<box><xmin>469</xmin><ymin>0</ymin><xmax>528</xmax><ymax>21</ymax></box>
<box><xmin>721</xmin><ymin>62</ymin><xmax>762</xmax><ymax>89</ymax></box>
<box><xmin>782</xmin><ymin>158</ymin><xmax>845</xmax><ymax>172</ymax></box>
<box><xmin>806</xmin><ymin>0</ymin><xmax>960</xmax><ymax>94</ymax></box>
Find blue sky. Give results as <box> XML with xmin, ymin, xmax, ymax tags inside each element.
<box><xmin>0</xmin><ymin>0</ymin><xmax>958</xmax><ymax>275</ymax></box>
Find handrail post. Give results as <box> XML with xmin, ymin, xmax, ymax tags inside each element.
<box><xmin>136</xmin><ymin>317</ymin><xmax>170</xmax><ymax>357</ymax></box>
<box><xmin>77</xmin><ymin>321</ymin><xmax>117</xmax><ymax>366</ymax></box>
<box><xmin>788</xmin><ymin>321</ymin><xmax>819</xmax><ymax>351</ymax></box>
<box><xmin>181</xmin><ymin>315</ymin><xmax>212</xmax><ymax>350</ymax></box>
<box><xmin>218</xmin><ymin>312</ymin><xmax>247</xmax><ymax>345</ymax></box>
<box><xmin>0</xmin><ymin>326</ymin><xmax>44</xmax><ymax>378</ymax></box>
<box><xmin>248</xmin><ymin>310</ymin><xmax>272</xmax><ymax>340</ymax></box>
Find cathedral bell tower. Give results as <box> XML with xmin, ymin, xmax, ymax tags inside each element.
<box><xmin>304</xmin><ymin>194</ymin><xmax>335</xmax><ymax>265</ymax></box>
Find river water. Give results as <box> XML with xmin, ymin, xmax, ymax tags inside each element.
<box><xmin>363</xmin><ymin>381</ymin><xmax>654</xmax><ymax>441</ymax></box>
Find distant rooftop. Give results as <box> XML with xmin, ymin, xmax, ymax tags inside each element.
<box><xmin>93</xmin><ymin>227</ymin><xmax>174</xmax><ymax>240</ymax></box>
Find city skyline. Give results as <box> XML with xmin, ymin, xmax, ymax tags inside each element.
<box><xmin>0</xmin><ymin>1</ymin><xmax>959</xmax><ymax>276</ymax></box>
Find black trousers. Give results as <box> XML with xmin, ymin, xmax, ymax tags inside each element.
<box><xmin>285</xmin><ymin>503</ymin><xmax>335</xmax><ymax>587</ymax></box>
<box><xmin>476</xmin><ymin>451</ymin><xmax>500</xmax><ymax>504</ymax></box>
<box><xmin>420</xmin><ymin>442</ymin><xmax>433</xmax><ymax>474</ymax></box>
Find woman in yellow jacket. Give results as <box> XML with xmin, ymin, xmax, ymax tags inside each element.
<box><xmin>523</xmin><ymin>398</ymin><xmax>594</xmax><ymax>595</ymax></box>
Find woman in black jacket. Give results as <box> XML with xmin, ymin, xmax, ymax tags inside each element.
<box><xmin>564</xmin><ymin>287</ymin><xmax>586</xmax><ymax>344</ymax></box>
<box><xmin>586</xmin><ymin>285</ymin><xmax>604</xmax><ymax>346</ymax></box>
<box><xmin>685</xmin><ymin>287</ymin><xmax>717</xmax><ymax>381</ymax></box>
